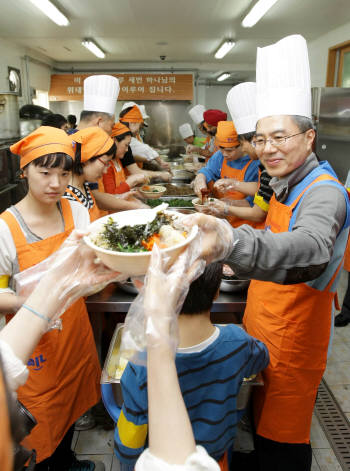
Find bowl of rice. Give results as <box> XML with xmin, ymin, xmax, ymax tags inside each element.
<box><xmin>84</xmin><ymin>208</ymin><xmax>198</xmax><ymax>276</ymax></box>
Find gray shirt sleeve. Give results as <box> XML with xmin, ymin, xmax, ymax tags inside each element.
<box><xmin>227</xmin><ymin>184</ymin><xmax>347</xmax><ymax>284</ymax></box>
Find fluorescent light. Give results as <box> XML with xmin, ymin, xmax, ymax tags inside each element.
<box><xmin>217</xmin><ymin>73</ymin><xmax>231</xmax><ymax>82</ymax></box>
<box><xmin>215</xmin><ymin>40</ymin><xmax>235</xmax><ymax>59</ymax></box>
<box><xmin>242</xmin><ymin>0</ymin><xmax>279</xmax><ymax>28</ymax></box>
<box><xmin>30</xmin><ymin>0</ymin><xmax>69</xmax><ymax>26</ymax></box>
<box><xmin>82</xmin><ymin>39</ymin><xmax>105</xmax><ymax>59</ymax></box>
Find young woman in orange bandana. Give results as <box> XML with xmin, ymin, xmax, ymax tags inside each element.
<box><xmin>0</xmin><ymin>126</ymin><xmax>103</xmax><ymax>470</ymax></box>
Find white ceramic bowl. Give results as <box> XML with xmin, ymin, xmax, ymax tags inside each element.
<box><xmin>84</xmin><ymin>209</ymin><xmax>198</xmax><ymax>276</ymax></box>
<box><xmin>139</xmin><ymin>185</ymin><xmax>166</xmax><ymax>199</ymax></box>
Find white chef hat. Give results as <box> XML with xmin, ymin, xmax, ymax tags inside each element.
<box><xmin>84</xmin><ymin>75</ymin><xmax>120</xmax><ymax>115</ymax></box>
<box><xmin>256</xmin><ymin>35</ymin><xmax>311</xmax><ymax>121</ymax></box>
<box><xmin>226</xmin><ymin>82</ymin><xmax>257</xmax><ymax>135</ymax></box>
<box><xmin>179</xmin><ymin>123</ymin><xmax>194</xmax><ymax>139</ymax></box>
<box><xmin>121</xmin><ymin>101</ymin><xmax>137</xmax><ymax>111</ymax></box>
<box><xmin>139</xmin><ymin>105</ymin><xmax>150</xmax><ymax>120</ymax></box>
<box><xmin>189</xmin><ymin>104</ymin><xmax>206</xmax><ymax>125</ymax></box>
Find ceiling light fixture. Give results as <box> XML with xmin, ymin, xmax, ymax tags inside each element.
<box><xmin>242</xmin><ymin>0</ymin><xmax>279</xmax><ymax>28</ymax></box>
<box><xmin>82</xmin><ymin>39</ymin><xmax>105</xmax><ymax>59</ymax></box>
<box><xmin>29</xmin><ymin>0</ymin><xmax>69</xmax><ymax>26</ymax></box>
<box><xmin>217</xmin><ymin>73</ymin><xmax>231</xmax><ymax>82</ymax></box>
<box><xmin>215</xmin><ymin>40</ymin><xmax>235</xmax><ymax>59</ymax></box>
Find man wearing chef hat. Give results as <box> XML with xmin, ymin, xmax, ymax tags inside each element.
<box><xmin>70</xmin><ymin>74</ymin><xmax>119</xmax><ymax>136</ymax></box>
<box><xmin>178</xmin><ymin>123</ymin><xmax>206</xmax><ymax>148</ymax></box>
<box><xmin>186</xmin><ymin>35</ymin><xmax>350</xmax><ymax>470</ymax></box>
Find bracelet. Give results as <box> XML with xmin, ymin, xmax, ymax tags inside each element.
<box><xmin>22</xmin><ymin>304</ymin><xmax>50</xmax><ymax>323</ymax></box>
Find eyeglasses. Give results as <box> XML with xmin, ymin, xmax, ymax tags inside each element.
<box><xmin>97</xmin><ymin>157</ymin><xmax>111</xmax><ymax>168</ymax></box>
<box><xmin>252</xmin><ymin>131</ymin><xmax>307</xmax><ymax>149</ymax></box>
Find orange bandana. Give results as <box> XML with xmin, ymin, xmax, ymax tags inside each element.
<box><xmin>73</xmin><ymin>127</ymin><xmax>114</xmax><ymax>162</ymax></box>
<box><xmin>215</xmin><ymin>121</ymin><xmax>239</xmax><ymax>148</ymax></box>
<box><xmin>121</xmin><ymin>105</ymin><xmax>143</xmax><ymax>123</ymax></box>
<box><xmin>111</xmin><ymin>122</ymin><xmax>130</xmax><ymax>138</ymax></box>
<box><xmin>10</xmin><ymin>126</ymin><xmax>75</xmax><ymax>168</ymax></box>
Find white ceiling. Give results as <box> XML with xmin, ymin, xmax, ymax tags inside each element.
<box><xmin>1</xmin><ymin>0</ymin><xmax>350</xmax><ymax>81</ymax></box>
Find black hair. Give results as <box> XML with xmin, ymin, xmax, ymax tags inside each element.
<box><xmin>23</xmin><ymin>153</ymin><xmax>73</xmax><ymax>172</ymax></box>
<box><xmin>238</xmin><ymin>131</ymin><xmax>255</xmax><ymax>143</ymax></box>
<box><xmin>80</xmin><ymin>110</ymin><xmax>113</xmax><ymax>122</ymax></box>
<box><xmin>114</xmin><ymin>130</ymin><xmax>132</xmax><ymax>142</ymax></box>
<box><xmin>41</xmin><ymin>114</ymin><xmax>67</xmax><ymax>129</ymax></box>
<box><xmin>73</xmin><ymin>142</ymin><xmax>116</xmax><ymax>175</ymax></box>
<box><xmin>67</xmin><ymin>114</ymin><xmax>77</xmax><ymax>127</ymax></box>
<box><xmin>119</xmin><ymin>107</ymin><xmax>134</xmax><ymax>120</ymax></box>
<box><xmin>181</xmin><ymin>262</ymin><xmax>223</xmax><ymax>315</ymax></box>
<box><xmin>290</xmin><ymin>115</ymin><xmax>315</xmax><ymax>132</ymax></box>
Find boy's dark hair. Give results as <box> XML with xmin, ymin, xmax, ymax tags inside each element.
<box><xmin>115</xmin><ymin>130</ymin><xmax>132</xmax><ymax>142</ymax></box>
<box><xmin>24</xmin><ymin>153</ymin><xmax>73</xmax><ymax>171</ymax></box>
<box><xmin>41</xmin><ymin>114</ymin><xmax>67</xmax><ymax>129</ymax></box>
<box><xmin>72</xmin><ymin>142</ymin><xmax>116</xmax><ymax>175</ymax></box>
<box><xmin>67</xmin><ymin>114</ymin><xmax>77</xmax><ymax>127</ymax></box>
<box><xmin>181</xmin><ymin>262</ymin><xmax>223</xmax><ymax>315</ymax></box>
<box><xmin>238</xmin><ymin>131</ymin><xmax>255</xmax><ymax>143</ymax></box>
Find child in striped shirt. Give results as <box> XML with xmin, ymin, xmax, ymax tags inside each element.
<box><xmin>115</xmin><ymin>262</ymin><xmax>269</xmax><ymax>469</ymax></box>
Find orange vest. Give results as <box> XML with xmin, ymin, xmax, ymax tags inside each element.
<box><xmin>65</xmin><ymin>185</ymin><xmax>102</xmax><ymax>222</ymax></box>
<box><xmin>243</xmin><ymin>174</ymin><xmax>345</xmax><ymax>444</ymax></box>
<box><xmin>0</xmin><ymin>199</ymin><xmax>101</xmax><ymax>462</ymax></box>
<box><xmin>0</xmin><ymin>366</ymin><xmax>12</xmax><ymax>471</ymax></box>
<box><xmin>102</xmin><ymin>159</ymin><xmax>127</xmax><ymax>193</ymax></box>
<box><xmin>217</xmin><ymin>158</ymin><xmax>257</xmax><ymax>228</ymax></box>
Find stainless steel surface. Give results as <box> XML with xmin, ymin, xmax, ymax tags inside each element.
<box><xmin>86</xmin><ymin>283</ymin><xmax>246</xmax><ymax>313</ymax></box>
<box><xmin>313</xmin><ymin>87</ymin><xmax>350</xmax><ymax>183</ymax></box>
<box><xmin>19</xmin><ymin>119</ymin><xmax>42</xmax><ymax>137</ymax></box>
<box><xmin>220</xmin><ymin>279</ymin><xmax>250</xmax><ymax>293</ymax></box>
<box><xmin>0</xmin><ymin>94</ymin><xmax>20</xmax><ymax>139</ymax></box>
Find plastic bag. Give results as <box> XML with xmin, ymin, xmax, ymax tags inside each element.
<box><xmin>14</xmin><ymin>230</ymin><xmax>124</xmax><ymax>330</ymax></box>
<box><xmin>118</xmin><ymin>215</ymin><xmax>236</xmax><ymax>366</ymax></box>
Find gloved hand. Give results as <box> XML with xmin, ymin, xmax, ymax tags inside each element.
<box><xmin>213</xmin><ymin>178</ymin><xmax>239</xmax><ymax>193</ymax></box>
<box><xmin>15</xmin><ymin>231</ymin><xmax>124</xmax><ymax>326</ymax></box>
<box><xmin>159</xmin><ymin>171</ymin><xmax>172</xmax><ymax>182</ymax></box>
<box><xmin>127</xmin><ymin>173</ymin><xmax>149</xmax><ymax>188</ymax></box>
<box><xmin>196</xmin><ymin>199</ymin><xmax>228</xmax><ymax>218</ymax></box>
<box><xmin>158</xmin><ymin>159</ymin><xmax>171</xmax><ymax>171</ymax></box>
<box><xmin>193</xmin><ymin>174</ymin><xmax>207</xmax><ymax>199</ymax></box>
<box><xmin>182</xmin><ymin>213</ymin><xmax>235</xmax><ymax>264</ymax></box>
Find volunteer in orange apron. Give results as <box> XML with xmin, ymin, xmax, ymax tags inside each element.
<box><xmin>186</xmin><ymin>109</ymin><xmax>226</xmax><ymax>162</ymax></box>
<box><xmin>184</xmin><ymin>35</ymin><xmax>350</xmax><ymax>471</ymax></box>
<box><xmin>64</xmin><ymin>126</ymin><xmax>116</xmax><ymax>222</ymax></box>
<box><xmin>0</xmin><ymin>126</ymin><xmax>101</xmax><ymax>469</ymax></box>
<box><xmin>193</xmin><ymin>121</ymin><xmax>259</xmax><ymax>228</ymax></box>
<box><xmin>101</xmin><ymin>122</ymin><xmax>147</xmax><ymax>194</ymax></box>
<box><xmin>202</xmin><ymin>83</ymin><xmax>273</xmax><ymax>228</ymax></box>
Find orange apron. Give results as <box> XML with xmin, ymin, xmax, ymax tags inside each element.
<box><xmin>0</xmin><ymin>199</ymin><xmax>101</xmax><ymax>462</ymax></box>
<box><xmin>65</xmin><ymin>185</ymin><xmax>102</xmax><ymax>222</ymax></box>
<box><xmin>101</xmin><ymin>159</ymin><xmax>127</xmax><ymax>193</ymax></box>
<box><xmin>216</xmin><ymin>158</ymin><xmax>257</xmax><ymax>228</ymax></box>
<box><xmin>218</xmin><ymin>451</ymin><xmax>229</xmax><ymax>471</ymax></box>
<box><xmin>244</xmin><ymin>174</ymin><xmax>344</xmax><ymax>444</ymax></box>
<box><xmin>0</xmin><ymin>366</ymin><xmax>12</xmax><ymax>471</ymax></box>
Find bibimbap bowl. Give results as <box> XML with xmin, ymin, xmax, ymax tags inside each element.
<box><xmin>84</xmin><ymin>208</ymin><xmax>198</xmax><ymax>276</ymax></box>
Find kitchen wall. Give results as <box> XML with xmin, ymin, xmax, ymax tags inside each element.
<box><xmin>0</xmin><ymin>38</ymin><xmax>52</xmax><ymax>107</ymax></box>
<box><xmin>308</xmin><ymin>21</ymin><xmax>350</xmax><ymax>87</ymax></box>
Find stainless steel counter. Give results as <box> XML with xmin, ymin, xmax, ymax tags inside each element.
<box><xmin>86</xmin><ymin>283</ymin><xmax>247</xmax><ymax>313</ymax></box>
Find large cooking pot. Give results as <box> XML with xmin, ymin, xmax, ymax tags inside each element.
<box><xmin>0</xmin><ymin>94</ymin><xmax>20</xmax><ymax>139</ymax></box>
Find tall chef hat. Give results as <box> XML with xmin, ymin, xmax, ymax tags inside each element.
<box><xmin>256</xmin><ymin>34</ymin><xmax>311</xmax><ymax>120</ymax></box>
<box><xmin>84</xmin><ymin>75</ymin><xmax>120</xmax><ymax>116</ymax></box>
<box><xmin>179</xmin><ymin>123</ymin><xmax>194</xmax><ymax>139</ymax></box>
<box><xmin>226</xmin><ymin>82</ymin><xmax>257</xmax><ymax>135</ymax></box>
<box><xmin>189</xmin><ymin>104</ymin><xmax>206</xmax><ymax>125</ymax></box>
